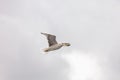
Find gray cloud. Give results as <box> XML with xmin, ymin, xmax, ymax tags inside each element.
<box><xmin>0</xmin><ymin>15</ymin><xmax>69</xmax><ymax>80</ymax></box>
<box><xmin>0</xmin><ymin>0</ymin><xmax>120</xmax><ymax>80</ymax></box>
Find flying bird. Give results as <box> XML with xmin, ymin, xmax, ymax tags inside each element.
<box><xmin>41</xmin><ymin>32</ymin><xmax>70</xmax><ymax>52</ymax></box>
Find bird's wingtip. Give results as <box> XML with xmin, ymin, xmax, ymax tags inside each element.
<box><xmin>41</xmin><ymin>32</ymin><xmax>45</xmax><ymax>35</ymax></box>
<box><xmin>40</xmin><ymin>32</ymin><xmax>43</xmax><ymax>34</ymax></box>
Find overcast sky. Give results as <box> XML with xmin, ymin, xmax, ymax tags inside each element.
<box><xmin>0</xmin><ymin>0</ymin><xmax>120</xmax><ymax>80</ymax></box>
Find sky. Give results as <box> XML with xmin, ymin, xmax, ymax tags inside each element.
<box><xmin>0</xmin><ymin>0</ymin><xmax>120</xmax><ymax>80</ymax></box>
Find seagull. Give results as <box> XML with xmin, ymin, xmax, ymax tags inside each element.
<box><xmin>41</xmin><ymin>32</ymin><xmax>70</xmax><ymax>52</ymax></box>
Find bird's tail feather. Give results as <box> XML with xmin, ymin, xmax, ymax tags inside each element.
<box><xmin>40</xmin><ymin>48</ymin><xmax>48</xmax><ymax>54</ymax></box>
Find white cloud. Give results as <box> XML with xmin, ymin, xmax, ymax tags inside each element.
<box><xmin>62</xmin><ymin>50</ymin><xmax>102</xmax><ymax>80</ymax></box>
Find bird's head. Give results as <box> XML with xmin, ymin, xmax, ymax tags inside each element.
<box><xmin>62</xmin><ymin>43</ymin><xmax>71</xmax><ymax>46</ymax></box>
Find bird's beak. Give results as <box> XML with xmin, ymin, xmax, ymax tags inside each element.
<box><xmin>67</xmin><ymin>44</ymin><xmax>70</xmax><ymax>46</ymax></box>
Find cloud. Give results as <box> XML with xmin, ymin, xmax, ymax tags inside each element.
<box><xmin>0</xmin><ymin>0</ymin><xmax>120</xmax><ymax>80</ymax></box>
<box><xmin>62</xmin><ymin>50</ymin><xmax>102</xmax><ymax>80</ymax></box>
<box><xmin>0</xmin><ymin>15</ymin><xmax>69</xmax><ymax>80</ymax></box>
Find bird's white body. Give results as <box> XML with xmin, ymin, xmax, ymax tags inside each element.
<box><xmin>44</xmin><ymin>43</ymin><xmax>63</xmax><ymax>52</ymax></box>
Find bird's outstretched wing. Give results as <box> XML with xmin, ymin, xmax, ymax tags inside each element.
<box><xmin>41</xmin><ymin>32</ymin><xmax>58</xmax><ymax>47</ymax></box>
